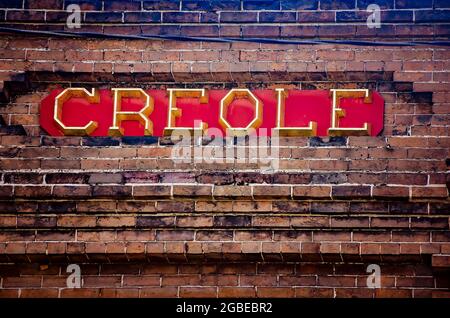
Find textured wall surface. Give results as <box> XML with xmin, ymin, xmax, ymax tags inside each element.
<box><xmin>0</xmin><ymin>0</ymin><xmax>449</xmax><ymax>39</ymax></box>
<box><xmin>0</xmin><ymin>0</ymin><xmax>449</xmax><ymax>298</ymax></box>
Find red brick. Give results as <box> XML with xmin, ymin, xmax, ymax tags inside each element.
<box><xmin>3</xmin><ymin>276</ymin><xmax>41</xmax><ymax>288</ymax></box>
<box><xmin>313</xmin><ymin>231</ymin><xmax>351</xmax><ymax>242</ymax></box>
<box><xmin>257</xmin><ymin>287</ymin><xmax>295</xmax><ymax>298</ymax></box>
<box><xmin>295</xmin><ymin>287</ymin><xmax>334</xmax><ymax>298</ymax></box>
<box><xmin>332</xmin><ymin>186</ymin><xmax>371</xmax><ymax>199</ymax></box>
<box><xmin>252</xmin><ymin>185</ymin><xmax>291</xmax><ymax>198</ymax></box>
<box><xmin>213</xmin><ymin>186</ymin><xmax>252</xmax><ymax>198</ymax></box>
<box><xmin>411</xmin><ymin>186</ymin><xmax>448</xmax><ymax>199</ymax></box>
<box><xmin>218</xmin><ymin>287</ymin><xmax>256</xmax><ymax>297</ymax></box>
<box><xmin>317</xmin><ymin>276</ymin><xmax>356</xmax><ymax>287</ymax></box>
<box><xmin>290</xmin><ymin>216</ymin><xmax>329</xmax><ymax>228</ymax></box>
<box><xmin>179</xmin><ymin>287</ymin><xmax>217</xmax><ymax>298</ymax></box>
<box><xmin>375</xmin><ymin>289</ymin><xmax>412</xmax><ymax>298</ymax></box>
<box><xmin>172</xmin><ymin>185</ymin><xmax>212</xmax><ymax>197</ymax></box>
<box><xmin>293</xmin><ymin>186</ymin><xmax>331</xmax><ymax>199</ymax></box>
<box><xmin>133</xmin><ymin>185</ymin><xmax>171</xmax><ymax>198</ymax></box>
<box><xmin>176</xmin><ymin>216</ymin><xmax>213</xmax><ymax>228</ymax></box>
<box><xmin>373</xmin><ymin>186</ymin><xmax>409</xmax><ymax>198</ymax></box>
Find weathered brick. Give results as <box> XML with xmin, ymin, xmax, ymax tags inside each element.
<box><xmin>332</xmin><ymin>186</ymin><xmax>371</xmax><ymax>199</ymax></box>
<box><xmin>133</xmin><ymin>185</ymin><xmax>171</xmax><ymax>198</ymax></box>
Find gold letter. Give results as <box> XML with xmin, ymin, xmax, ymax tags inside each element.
<box><xmin>54</xmin><ymin>88</ymin><xmax>99</xmax><ymax>136</ymax></box>
<box><xmin>274</xmin><ymin>88</ymin><xmax>317</xmax><ymax>137</ymax></box>
<box><xmin>328</xmin><ymin>89</ymin><xmax>372</xmax><ymax>136</ymax></box>
<box><xmin>108</xmin><ymin>88</ymin><xmax>154</xmax><ymax>136</ymax></box>
<box><xmin>163</xmin><ymin>88</ymin><xmax>208</xmax><ymax>136</ymax></box>
<box><xmin>219</xmin><ymin>89</ymin><xmax>262</xmax><ymax>137</ymax></box>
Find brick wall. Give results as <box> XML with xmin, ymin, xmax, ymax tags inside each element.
<box><xmin>0</xmin><ymin>0</ymin><xmax>449</xmax><ymax>298</ymax></box>
<box><xmin>0</xmin><ymin>0</ymin><xmax>449</xmax><ymax>39</ymax></box>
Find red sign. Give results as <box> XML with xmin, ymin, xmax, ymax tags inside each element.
<box><xmin>40</xmin><ymin>88</ymin><xmax>384</xmax><ymax>137</ymax></box>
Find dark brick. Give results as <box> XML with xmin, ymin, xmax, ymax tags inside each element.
<box><xmin>143</xmin><ymin>0</ymin><xmax>179</xmax><ymax>10</ymax></box>
<box><xmin>220</xmin><ymin>12</ymin><xmax>258</xmax><ymax>23</ymax></box>
<box><xmin>182</xmin><ymin>0</ymin><xmax>240</xmax><ymax>10</ymax></box>
<box><xmin>38</xmin><ymin>202</ymin><xmax>76</xmax><ymax>213</ymax></box>
<box><xmin>35</xmin><ymin>230</ymin><xmax>75</xmax><ymax>241</ymax></box>
<box><xmin>357</xmin><ymin>0</ymin><xmax>394</xmax><ymax>9</ymax></box>
<box><xmin>336</xmin><ymin>11</ymin><xmax>368</xmax><ymax>22</ymax></box>
<box><xmin>0</xmin><ymin>186</ymin><xmax>13</xmax><ymax>198</ymax></box>
<box><xmin>318</xmin><ymin>25</ymin><xmax>356</xmax><ymax>37</ymax></box>
<box><xmin>311</xmin><ymin>173</ymin><xmax>347</xmax><ymax>184</ymax></box>
<box><xmin>41</xmin><ymin>136</ymin><xmax>81</xmax><ymax>146</ymax></box>
<box><xmin>121</xmin><ymin>136</ymin><xmax>159</xmax><ymax>145</ymax></box>
<box><xmin>53</xmin><ymin>185</ymin><xmax>92</xmax><ymax>198</ymax></box>
<box><xmin>389</xmin><ymin>202</ymin><xmax>428</xmax><ymax>214</ymax></box>
<box><xmin>280</xmin><ymin>0</ymin><xmax>318</xmax><ymax>10</ymax></box>
<box><xmin>201</xmin><ymin>12</ymin><xmax>218</xmax><ymax>23</ymax></box>
<box><xmin>180</xmin><ymin>25</ymin><xmax>219</xmax><ymax>36</ymax></box>
<box><xmin>82</xmin><ymin>137</ymin><xmax>120</xmax><ymax>146</ymax></box>
<box><xmin>45</xmin><ymin>11</ymin><xmax>70</xmax><ymax>22</ymax></box>
<box><xmin>214</xmin><ymin>216</ymin><xmax>252</xmax><ymax>227</ymax></box>
<box><xmin>415</xmin><ymin>10</ymin><xmax>450</xmax><ymax>22</ymax></box>
<box><xmin>350</xmin><ymin>202</ymin><xmax>389</xmax><ymax>213</ymax></box>
<box><xmin>92</xmin><ymin>185</ymin><xmax>132</xmax><ymax>198</ymax></box>
<box><xmin>259</xmin><ymin>12</ymin><xmax>296</xmax><ymax>23</ymax></box>
<box><xmin>332</xmin><ymin>186</ymin><xmax>371</xmax><ymax>199</ymax></box>
<box><xmin>163</xmin><ymin>12</ymin><xmax>199</xmax><ymax>23</ymax></box>
<box><xmin>160</xmin><ymin>172</ymin><xmax>195</xmax><ymax>183</ymax></box>
<box><xmin>136</xmin><ymin>216</ymin><xmax>175</xmax><ymax>227</ymax></box>
<box><xmin>397</xmin><ymin>92</ymin><xmax>433</xmax><ymax>104</ymax></box>
<box><xmin>84</xmin><ymin>12</ymin><xmax>123</xmax><ymax>23</ymax></box>
<box><xmin>88</xmin><ymin>173</ymin><xmax>123</xmax><ymax>184</ymax></box>
<box><xmin>182</xmin><ymin>0</ymin><xmax>213</xmax><ymax>10</ymax></box>
<box><xmin>141</xmin><ymin>25</ymin><xmax>181</xmax><ymax>36</ymax></box>
<box><xmin>243</xmin><ymin>0</ymin><xmax>281</xmax><ymax>10</ymax></box>
<box><xmin>273</xmin><ymin>230</ymin><xmax>311</xmax><ymax>241</ymax></box>
<box><xmin>45</xmin><ymin>173</ymin><xmax>89</xmax><ymax>184</ymax></box>
<box><xmin>297</xmin><ymin>12</ymin><xmax>335</xmax><ymax>23</ymax></box>
<box><xmin>64</xmin><ymin>0</ymin><xmax>102</xmax><ymax>11</ymax></box>
<box><xmin>395</xmin><ymin>0</ymin><xmax>432</xmax><ymax>9</ymax></box>
<box><xmin>196</xmin><ymin>230</ymin><xmax>233</xmax><ymax>241</ymax></box>
<box><xmin>0</xmin><ymin>125</ymin><xmax>26</xmax><ymax>136</ymax></box>
<box><xmin>25</xmin><ymin>0</ymin><xmax>62</xmax><ymax>9</ymax></box>
<box><xmin>124</xmin><ymin>12</ymin><xmax>161</xmax><ymax>23</ymax></box>
<box><xmin>156</xmin><ymin>230</ymin><xmax>194</xmax><ymax>241</ymax></box>
<box><xmin>429</xmin><ymin>203</ymin><xmax>450</xmax><ymax>215</ymax></box>
<box><xmin>309</xmin><ymin>137</ymin><xmax>347</xmax><ymax>147</ymax></box>
<box><xmin>0</xmin><ymin>0</ymin><xmax>23</xmax><ymax>8</ymax></box>
<box><xmin>157</xmin><ymin>201</ymin><xmax>194</xmax><ymax>213</ymax></box>
<box><xmin>272</xmin><ymin>173</ymin><xmax>311</xmax><ymax>184</ymax></box>
<box><xmin>273</xmin><ymin>201</ymin><xmax>310</xmax><ymax>213</ymax></box>
<box><xmin>435</xmin><ymin>0</ymin><xmax>450</xmax><ymax>8</ymax></box>
<box><xmin>320</xmin><ymin>0</ymin><xmax>355</xmax><ymax>9</ymax></box>
<box><xmin>3</xmin><ymin>173</ymin><xmax>44</xmax><ymax>184</ymax></box>
<box><xmin>234</xmin><ymin>172</ymin><xmax>273</xmax><ymax>185</ymax></box>
<box><xmin>338</xmin><ymin>10</ymin><xmax>413</xmax><ymax>23</ymax></box>
<box><xmin>104</xmin><ymin>0</ymin><xmax>141</xmax><ymax>10</ymax></box>
<box><xmin>17</xmin><ymin>216</ymin><xmax>57</xmax><ymax>228</ymax></box>
<box><xmin>0</xmin><ymin>147</ymin><xmax>19</xmax><ymax>157</ymax></box>
<box><xmin>242</xmin><ymin>26</ymin><xmax>280</xmax><ymax>37</ymax></box>
<box><xmin>6</xmin><ymin>10</ymin><xmax>45</xmax><ymax>22</ymax></box>
<box><xmin>311</xmin><ymin>202</ymin><xmax>349</xmax><ymax>213</ymax></box>
<box><xmin>210</xmin><ymin>0</ymin><xmax>241</xmax><ymax>10</ymax></box>
<box><xmin>196</xmin><ymin>172</ymin><xmax>234</xmax><ymax>185</ymax></box>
